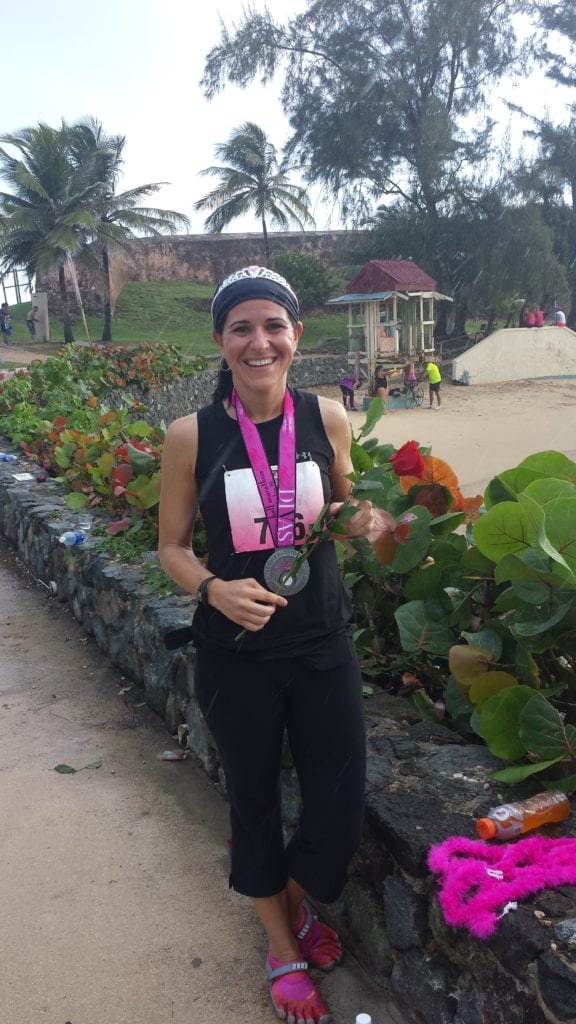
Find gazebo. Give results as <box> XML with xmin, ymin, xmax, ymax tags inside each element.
<box><xmin>327</xmin><ymin>259</ymin><xmax>452</xmax><ymax>384</ymax></box>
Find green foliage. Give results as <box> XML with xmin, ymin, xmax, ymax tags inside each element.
<box><xmin>274</xmin><ymin>252</ymin><xmax>333</xmax><ymax>310</ymax></box>
<box><xmin>339</xmin><ymin>412</ymin><xmax>576</xmax><ymax>790</ymax></box>
<box><xmin>0</xmin><ymin>343</ymin><xmax>207</xmax><ymax>551</ymax></box>
<box><xmin>202</xmin><ymin>0</ymin><xmax>527</xmax><ymax>220</ymax></box>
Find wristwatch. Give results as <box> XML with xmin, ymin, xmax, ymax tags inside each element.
<box><xmin>197</xmin><ymin>575</ymin><xmax>218</xmax><ymax>605</ymax></box>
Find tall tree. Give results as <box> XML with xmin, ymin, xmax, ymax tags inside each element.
<box><xmin>539</xmin><ymin>2</ymin><xmax>576</xmax><ymax>86</ymax></box>
<box><xmin>194</xmin><ymin>122</ymin><xmax>314</xmax><ymax>264</ymax></box>
<box><xmin>0</xmin><ymin>123</ymin><xmax>101</xmax><ymax>342</ymax></box>
<box><xmin>203</xmin><ymin>0</ymin><xmax>528</xmax><ymax>224</ymax></box>
<box><xmin>65</xmin><ymin>118</ymin><xmax>190</xmax><ymax>342</ymax></box>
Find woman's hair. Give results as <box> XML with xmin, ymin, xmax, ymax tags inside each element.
<box><xmin>213</xmin><ymin>359</ymin><xmax>234</xmax><ymax>403</ymax></box>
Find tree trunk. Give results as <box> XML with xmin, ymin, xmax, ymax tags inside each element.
<box><xmin>101</xmin><ymin>247</ymin><xmax>113</xmax><ymax>342</ymax></box>
<box><xmin>452</xmin><ymin>300</ymin><xmax>468</xmax><ymax>339</ymax></box>
<box><xmin>262</xmin><ymin>216</ymin><xmax>270</xmax><ymax>265</ymax></box>
<box><xmin>58</xmin><ymin>265</ymin><xmax>75</xmax><ymax>344</ymax></box>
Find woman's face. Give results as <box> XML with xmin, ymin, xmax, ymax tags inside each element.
<box><xmin>213</xmin><ymin>299</ymin><xmax>303</xmax><ymax>395</ymax></box>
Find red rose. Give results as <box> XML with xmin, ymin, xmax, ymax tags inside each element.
<box><xmin>390</xmin><ymin>440</ymin><xmax>425</xmax><ymax>478</ymax></box>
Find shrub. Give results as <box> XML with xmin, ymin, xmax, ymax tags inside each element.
<box><xmin>274</xmin><ymin>252</ymin><xmax>333</xmax><ymax>311</ymax></box>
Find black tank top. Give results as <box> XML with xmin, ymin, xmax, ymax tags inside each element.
<box><xmin>192</xmin><ymin>389</ymin><xmax>352</xmax><ymax>660</ymax></box>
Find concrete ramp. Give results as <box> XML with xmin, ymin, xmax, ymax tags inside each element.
<box><xmin>452</xmin><ymin>326</ymin><xmax>576</xmax><ymax>384</ymax></box>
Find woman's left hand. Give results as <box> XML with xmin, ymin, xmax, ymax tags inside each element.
<box><xmin>328</xmin><ymin>500</ymin><xmax>397</xmax><ymax>543</ymax></box>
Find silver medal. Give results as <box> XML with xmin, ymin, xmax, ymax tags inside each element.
<box><xmin>263</xmin><ymin>547</ymin><xmax>310</xmax><ymax>595</ymax></box>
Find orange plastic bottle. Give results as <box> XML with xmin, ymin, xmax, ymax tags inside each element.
<box><xmin>476</xmin><ymin>791</ymin><xmax>571</xmax><ymax>840</ymax></box>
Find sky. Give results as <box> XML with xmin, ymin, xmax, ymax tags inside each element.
<box><xmin>2</xmin><ymin>0</ymin><xmax>575</xmax><ymax>236</ymax></box>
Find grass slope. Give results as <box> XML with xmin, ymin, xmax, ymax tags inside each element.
<box><xmin>6</xmin><ymin>281</ymin><xmax>349</xmax><ymax>355</ymax></box>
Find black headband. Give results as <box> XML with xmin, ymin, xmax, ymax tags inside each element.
<box><xmin>211</xmin><ymin>266</ymin><xmax>300</xmax><ymax>333</ymax></box>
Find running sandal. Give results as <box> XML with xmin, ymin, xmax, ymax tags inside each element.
<box><xmin>266</xmin><ymin>955</ymin><xmax>331</xmax><ymax>1024</ymax></box>
<box><xmin>293</xmin><ymin>904</ymin><xmax>342</xmax><ymax>972</ymax></box>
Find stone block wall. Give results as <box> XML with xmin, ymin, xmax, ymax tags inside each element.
<box><xmin>37</xmin><ymin>229</ymin><xmax>367</xmax><ymax>315</ymax></box>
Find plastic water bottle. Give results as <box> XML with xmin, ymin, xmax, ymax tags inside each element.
<box><xmin>58</xmin><ymin>530</ymin><xmax>86</xmax><ymax>547</ymax></box>
<box><xmin>475</xmin><ymin>791</ymin><xmax>570</xmax><ymax>840</ymax></box>
<box><xmin>0</xmin><ymin>452</ymin><xmax>18</xmax><ymax>462</ymax></box>
<box><xmin>355</xmin><ymin>1015</ymin><xmax>372</xmax><ymax>1024</ymax></box>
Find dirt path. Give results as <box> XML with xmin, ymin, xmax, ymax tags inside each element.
<box><xmin>0</xmin><ymin>546</ymin><xmax>404</xmax><ymax>1024</ymax></box>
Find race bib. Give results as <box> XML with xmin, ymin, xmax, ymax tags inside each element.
<box><xmin>224</xmin><ymin>461</ymin><xmax>324</xmax><ymax>553</ymax></box>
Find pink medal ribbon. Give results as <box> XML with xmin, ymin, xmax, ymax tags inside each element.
<box><xmin>231</xmin><ymin>388</ymin><xmax>309</xmax><ymax>594</ymax></box>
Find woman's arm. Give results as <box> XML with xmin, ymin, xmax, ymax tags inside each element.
<box><xmin>158</xmin><ymin>413</ymin><xmax>288</xmax><ymax>630</ymax></box>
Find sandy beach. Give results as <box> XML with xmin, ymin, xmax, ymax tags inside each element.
<box><xmin>319</xmin><ymin>379</ymin><xmax>576</xmax><ymax>497</ymax></box>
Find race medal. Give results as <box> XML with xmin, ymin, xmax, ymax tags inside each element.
<box><xmin>263</xmin><ymin>547</ymin><xmax>310</xmax><ymax>596</ymax></box>
<box><xmin>233</xmin><ymin>388</ymin><xmax>310</xmax><ymax>595</ymax></box>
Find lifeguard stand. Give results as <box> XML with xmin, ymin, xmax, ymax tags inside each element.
<box><xmin>327</xmin><ymin>259</ymin><xmax>452</xmax><ymax>388</ymax></box>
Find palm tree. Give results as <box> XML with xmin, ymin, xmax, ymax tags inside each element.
<box><xmin>194</xmin><ymin>122</ymin><xmax>314</xmax><ymax>264</ymax></box>
<box><xmin>65</xmin><ymin>118</ymin><xmax>191</xmax><ymax>341</ymax></box>
<box><xmin>0</xmin><ymin>123</ymin><xmax>102</xmax><ymax>342</ymax></box>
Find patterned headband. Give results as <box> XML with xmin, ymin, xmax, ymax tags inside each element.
<box><xmin>211</xmin><ymin>265</ymin><xmax>300</xmax><ymax>333</ymax></box>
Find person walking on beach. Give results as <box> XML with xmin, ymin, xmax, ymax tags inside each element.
<box><xmin>420</xmin><ymin>354</ymin><xmax>442</xmax><ymax>409</ymax></box>
<box><xmin>371</xmin><ymin>364</ymin><xmax>388</xmax><ymax>412</ymax></box>
<box><xmin>158</xmin><ymin>265</ymin><xmax>395</xmax><ymax>1024</ymax></box>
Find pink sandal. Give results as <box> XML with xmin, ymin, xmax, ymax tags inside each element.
<box><xmin>266</xmin><ymin>955</ymin><xmax>331</xmax><ymax>1023</ymax></box>
<box><xmin>293</xmin><ymin>904</ymin><xmax>342</xmax><ymax>972</ymax></box>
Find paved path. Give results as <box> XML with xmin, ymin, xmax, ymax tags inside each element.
<box><xmin>0</xmin><ymin>545</ymin><xmax>406</xmax><ymax>1024</ymax></box>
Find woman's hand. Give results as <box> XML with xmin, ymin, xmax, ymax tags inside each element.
<box><xmin>329</xmin><ymin>500</ymin><xmax>397</xmax><ymax>544</ymax></box>
<box><xmin>207</xmin><ymin>578</ymin><xmax>288</xmax><ymax>631</ymax></box>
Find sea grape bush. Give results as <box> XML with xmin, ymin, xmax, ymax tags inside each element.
<box><xmin>343</xmin><ymin>401</ymin><xmax>576</xmax><ymax>790</ymax></box>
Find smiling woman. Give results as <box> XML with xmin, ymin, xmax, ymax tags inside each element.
<box><xmin>158</xmin><ymin>264</ymin><xmax>396</xmax><ymax>1023</ymax></box>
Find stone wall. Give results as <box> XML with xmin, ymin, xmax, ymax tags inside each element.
<box><xmin>38</xmin><ymin>230</ymin><xmax>366</xmax><ymax>315</ymax></box>
<box><xmin>1</xmin><ymin>364</ymin><xmax>575</xmax><ymax>1023</ymax></box>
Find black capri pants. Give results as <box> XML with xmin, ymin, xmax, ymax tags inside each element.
<box><xmin>194</xmin><ymin>642</ymin><xmax>366</xmax><ymax>903</ymax></box>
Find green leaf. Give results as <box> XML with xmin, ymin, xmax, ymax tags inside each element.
<box><xmin>411</xmin><ymin>689</ymin><xmax>439</xmax><ymax>722</ymax></box>
<box><xmin>518</xmin><ymin>451</ymin><xmax>576</xmax><ymax>480</ymax></box>
<box><xmin>519</xmin><ymin>693</ymin><xmax>576</xmax><ymax>760</ymax></box>
<box><xmin>403</xmin><ymin>562</ymin><xmax>444</xmax><ymax>600</ymax></box>
<box><xmin>65</xmin><ymin>492</ymin><xmax>90</xmax><ymax>510</ymax></box>
<box><xmin>473</xmin><ymin>502</ymin><xmax>536</xmax><ymax>563</ymax></box>
<box><xmin>126</xmin><ymin>420</ymin><xmax>157</xmax><ymax>438</ymax></box>
<box><xmin>429</xmin><ymin>511</ymin><xmax>465</xmax><ymax>536</ymax></box>
<box><xmin>350</xmin><ymin>441</ymin><xmax>374</xmax><ymax>473</ymax></box>
<box><xmin>127</xmin><ymin>444</ymin><xmax>157</xmax><ymax>476</ymax></box>
<box><xmin>445</xmin><ymin>674</ymin><xmax>474</xmax><ymax>720</ymax></box>
<box><xmin>542</xmin><ymin>774</ymin><xmax>576</xmax><ymax>794</ymax></box>
<box><xmin>394</xmin><ymin>600</ymin><xmax>456</xmax><ymax>656</ymax></box>
<box><xmin>461</xmin><ymin>629</ymin><xmax>502</xmax><ymax>661</ymax></box>
<box><xmin>357</xmin><ymin>398</ymin><xmax>384</xmax><ymax>438</ymax></box>
<box><xmin>523</xmin><ymin>478</ymin><xmax>576</xmax><ymax>506</ymax></box>
<box><xmin>515</xmin><ymin>645</ymin><xmax>541</xmax><ymax>688</ymax></box>
<box><xmin>390</xmin><ymin>506</ymin><xmax>431</xmax><ymax>573</ymax></box>
<box><xmin>490</xmin><ymin>758</ymin><xmax>564</xmax><ymax>783</ymax></box>
<box><xmin>480</xmin><ymin>685</ymin><xmax>536</xmax><ymax>761</ymax></box>
<box><xmin>54</xmin><ymin>763</ymin><xmax>77</xmax><ymax>774</ymax></box>
<box><xmin>510</xmin><ymin>599</ymin><xmax>573</xmax><ymax>638</ymax></box>
<box><xmin>543</xmin><ymin>498</ymin><xmax>576</xmax><ymax>577</ymax></box>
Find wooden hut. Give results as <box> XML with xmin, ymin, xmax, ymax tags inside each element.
<box><xmin>327</xmin><ymin>259</ymin><xmax>452</xmax><ymax>384</ymax></box>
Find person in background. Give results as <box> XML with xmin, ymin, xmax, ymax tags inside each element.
<box><xmin>339</xmin><ymin>374</ymin><xmax>360</xmax><ymax>411</ymax></box>
<box><xmin>555</xmin><ymin>308</ymin><xmax>566</xmax><ymax>327</ymax></box>
<box><xmin>419</xmin><ymin>354</ymin><xmax>442</xmax><ymax>409</ymax></box>
<box><xmin>0</xmin><ymin>302</ymin><xmax>13</xmax><ymax>345</ymax></box>
<box><xmin>522</xmin><ymin>306</ymin><xmax>535</xmax><ymax>328</ymax></box>
<box><xmin>372</xmin><ymin>364</ymin><xmax>388</xmax><ymax>412</ymax></box>
<box><xmin>534</xmin><ymin>306</ymin><xmax>544</xmax><ymax>328</ymax></box>
<box><xmin>26</xmin><ymin>305</ymin><xmax>39</xmax><ymax>337</ymax></box>
<box><xmin>159</xmin><ymin>266</ymin><xmax>396</xmax><ymax>1024</ymax></box>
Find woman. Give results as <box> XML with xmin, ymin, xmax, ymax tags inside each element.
<box><xmin>159</xmin><ymin>266</ymin><xmax>393</xmax><ymax>1023</ymax></box>
<box><xmin>372</xmin><ymin>364</ymin><xmax>388</xmax><ymax>411</ymax></box>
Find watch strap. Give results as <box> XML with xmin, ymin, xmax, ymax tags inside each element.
<box><xmin>197</xmin><ymin>575</ymin><xmax>218</xmax><ymax>605</ymax></box>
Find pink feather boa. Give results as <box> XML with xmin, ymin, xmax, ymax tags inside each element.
<box><xmin>428</xmin><ymin>835</ymin><xmax>576</xmax><ymax>939</ymax></box>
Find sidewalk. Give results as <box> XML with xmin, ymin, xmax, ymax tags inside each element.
<box><xmin>0</xmin><ymin>545</ymin><xmax>406</xmax><ymax>1024</ymax></box>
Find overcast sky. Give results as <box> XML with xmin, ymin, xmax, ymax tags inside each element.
<box><xmin>3</xmin><ymin>0</ymin><xmax>574</xmax><ymax>234</ymax></box>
